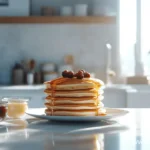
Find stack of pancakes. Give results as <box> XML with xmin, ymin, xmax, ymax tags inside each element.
<box><xmin>44</xmin><ymin>77</ymin><xmax>105</xmax><ymax>116</ymax></box>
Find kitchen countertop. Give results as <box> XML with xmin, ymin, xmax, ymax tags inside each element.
<box><xmin>0</xmin><ymin>108</ymin><xmax>149</xmax><ymax>150</ymax></box>
<box><xmin>0</xmin><ymin>84</ymin><xmax>133</xmax><ymax>90</ymax></box>
<box><xmin>0</xmin><ymin>84</ymin><xmax>149</xmax><ymax>90</ymax></box>
<box><xmin>0</xmin><ymin>85</ymin><xmax>45</xmax><ymax>90</ymax></box>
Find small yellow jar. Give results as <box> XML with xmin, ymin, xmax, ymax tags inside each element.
<box><xmin>3</xmin><ymin>98</ymin><xmax>28</xmax><ymax>118</ymax></box>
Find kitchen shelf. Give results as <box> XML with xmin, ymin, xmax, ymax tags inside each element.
<box><xmin>0</xmin><ymin>16</ymin><xmax>116</xmax><ymax>24</ymax></box>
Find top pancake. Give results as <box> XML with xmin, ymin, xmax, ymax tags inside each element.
<box><xmin>44</xmin><ymin>88</ymin><xmax>104</xmax><ymax>97</ymax></box>
<box><xmin>44</xmin><ymin>77</ymin><xmax>104</xmax><ymax>90</ymax></box>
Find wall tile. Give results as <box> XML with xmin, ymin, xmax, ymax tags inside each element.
<box><xmin>0</xmin><ymin>24</ymin><xmax>116</xmax><ymax>84</ymax></box>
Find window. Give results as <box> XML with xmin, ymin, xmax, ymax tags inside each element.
<box><xmin>141</xmin><ymin>0</ymin><xmax>150</xmax><ymax>74</ymax></box>
<box><xmin>119</xmin><ymin>0</ymin><xmax>136</xmax><ymax>76</ymax></box>
<box><xmin>120</xmin><ymin>0</ymin><xmax>150</xmax><ymax>76</ymax></box>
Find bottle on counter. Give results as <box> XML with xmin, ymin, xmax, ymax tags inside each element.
<box><xmin>12</xmin><ymin>63</ymin><xmax>24</xmax><ymax>85</ymax></box>
<box><xmin>43</xmin><ymin>71</ymin><xmax>58</xmax><ymax>82</ymax></box>
<box><xmin>27</xmin><ymin>72</ymin><xmax>34</xmax><ymax>85</ymax></box>
<box><xmin>41</xmin><ymin>63</ymin><xmax>56</xmax><ymax>73</ymax></box>
<box><xmin>26</xmin><ymin>59</ymin><xmax>35</xmax><ymax>85</ymax></box>
<box><xmin>41</xmin><ymin>62</ymin><xmax>58</xmax><ymax>82</ymax></box>
<box><xmin>34</xmin><ymin>70</ymin><xmax>42</xmax><ymax>84</ymax></box>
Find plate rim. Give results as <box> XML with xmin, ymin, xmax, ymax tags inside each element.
<box><xmin>26</xmin><ymin>108</ymin><xmax>129</xmax><ymax>121</ymax></box>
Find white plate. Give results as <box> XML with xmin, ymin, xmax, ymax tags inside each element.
<box><xmin>26</xmin><ymin>108</ymin><xmax>129</xmax><ymax>122</ymax></box>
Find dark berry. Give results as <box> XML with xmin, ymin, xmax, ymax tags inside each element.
<box><xmin>84</xmin><ymin>72</ymin><xmax>91</xmax><ymax>78</ymax></box>
<box><xmin>67</xmin><ymin>71</ymin><xmax>74</xmax><ymax>78</ymax></box>
<box><xmin>74</xmin><ymin>73</ymin><xmax>78</xmax><ymax>77</ymax></box>
<box><xmin>62</xmin><ymin>70</ymin><xmax>69</xmax><ymax>78</ymax></box>
<box><xmin>76</xmin><ymin>71</ymin><xmax>84</xmax><ymax>79</ymax></box>
<box><xmin>80</xmin><ymin>69</ymin><xmax>85</xmax><ymax>73</ymax></box>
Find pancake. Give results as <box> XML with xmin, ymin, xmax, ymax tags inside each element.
<box><xmin>45</xmin><ymin>103</ymin><xmax>101</xmax><ymax>110</ymax></box>
<box><xmin>45</xmin><ymin>108</ymin><xmax>106</xmax><ymax>116</ymax></box>
<box><xmin>45</xmin><ymin>109</ymin><xmax>97</xmax><ymax>116</ymax></box>
<box><xmin>44</xmin><ymin>88</ymin><xmax>104</xmax><ymax>97</ymax></box>
<box><xmin>46</xmin><ymin>95</ymin><xmax>104</xmax><ymax>101</ymax></box>
<box><xmin>45</xmin><ymin>102</ymin><xmax>104</xmax><ymax>109</ymax></box>
<box><xmin>44</xmin><ymin>77</ymin><xmax>104</xmax><ymax>90</ymax></box>
<box><xmin>45</xmin><ymin>96</ymin><xmax>104</xmax><ymax>105</ymax></box>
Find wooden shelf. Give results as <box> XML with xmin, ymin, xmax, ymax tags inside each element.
<box><xmin>0</xmin><ymin>16</ymin><xmax>116</xmax><ymax>24</ymax></box>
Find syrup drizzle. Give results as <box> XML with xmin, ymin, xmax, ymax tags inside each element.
<box><xmin>50</xmin><ymin>77</ymin><xmax>69</xmax><ymax>115</ymax></box>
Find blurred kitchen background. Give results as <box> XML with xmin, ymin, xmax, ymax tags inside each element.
<box><xmin>0</xmin><ymin>0</ymin><xmax>150</xmax><ymax>108</ymax></box>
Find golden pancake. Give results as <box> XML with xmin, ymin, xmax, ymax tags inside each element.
<box><xmin>45</xmin><ymin>108</ymin><xmax>106</xmax><ymax>116</ymax></box>
<box><xmin>44</xmin><ymin>88</ymin><xmax>104</xmax><ymax>98</ymax></box>
<box><xmin>45</xmin><ymin>96</ymin><xmax>104</xmax><ymax>105</ymax></box>
<box><xmin>45</xmin><ymin>103</ymin><xmax>102</xmax><ymax>110</ymax></box>
<box><xmin>45</xmin><ymin>109</ymin><xmax>97</xmax><ymax>116</ymax></box>
<box><xmin>45</xmin><ymin>95</ymin><xmax>104</xmax><ymax>101</ymax></box>
<box><xmin>44</xmin><ymin>77</ymin><xmax>104</xmax><ymax>90</ymax></box>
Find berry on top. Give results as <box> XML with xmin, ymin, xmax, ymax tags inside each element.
<box><xmin>62</xmin><ymin>69</ymin><xmax>91</xmax><ymax>79</ymax></box>
<box><xmin>62</xmin><ymin>70</ymin><xmax>69</xmax><ymax>78</ymax></box>
<box><xmin>67</xmin><ymin>71</ymin><xmax>74</xmax><ymax>78</ymax></box>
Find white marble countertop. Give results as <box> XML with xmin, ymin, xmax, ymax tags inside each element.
<box><xmin>0</xmin><ymin>84</ymin><xmax>132</xmax><ymax>91</ymax></box>
<box><xmin>0</xmin><ymin>84</ymin><xmax>149</xmax><ymax>91</ymax></box>
<box><xmin>0</xmin><ymin>108</ymin><xmax>149</xmax><ymax>150</ymax></box>
<box><xmin>0</xmin><ymin>85</ymin><xmax>45</xmax><ymax>90</ymax></box>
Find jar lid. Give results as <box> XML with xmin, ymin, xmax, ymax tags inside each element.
<box><xmin>0</xmin><ymin>101</ymin><xmax>8</xmax><ymax>104</ymax></box>
<box><xmin>2</xmin><ymin>98</ymin><xmax>29</xmax><ymax>103</ymax></box>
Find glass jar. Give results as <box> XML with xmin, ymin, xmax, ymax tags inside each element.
<box><xmin>3</xmin><ymin>98</ymin><xmax>28</xmax><ymax>119</ymax></box>
<box><xmin>0</xmin><ymin>101</ymin><xmax>7</xmax><ymax>121</ymax></box>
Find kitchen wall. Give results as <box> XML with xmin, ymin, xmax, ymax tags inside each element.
<box><xmin>0</xmin><ymin>0</ymin><xmax>119</xmax><ymax>85</ymax></box>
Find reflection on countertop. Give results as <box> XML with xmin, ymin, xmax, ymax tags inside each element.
<box><xmin>0</xmin><ymin>109</ymin><xmax>150</xmax><ymax>150</ymax></box>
